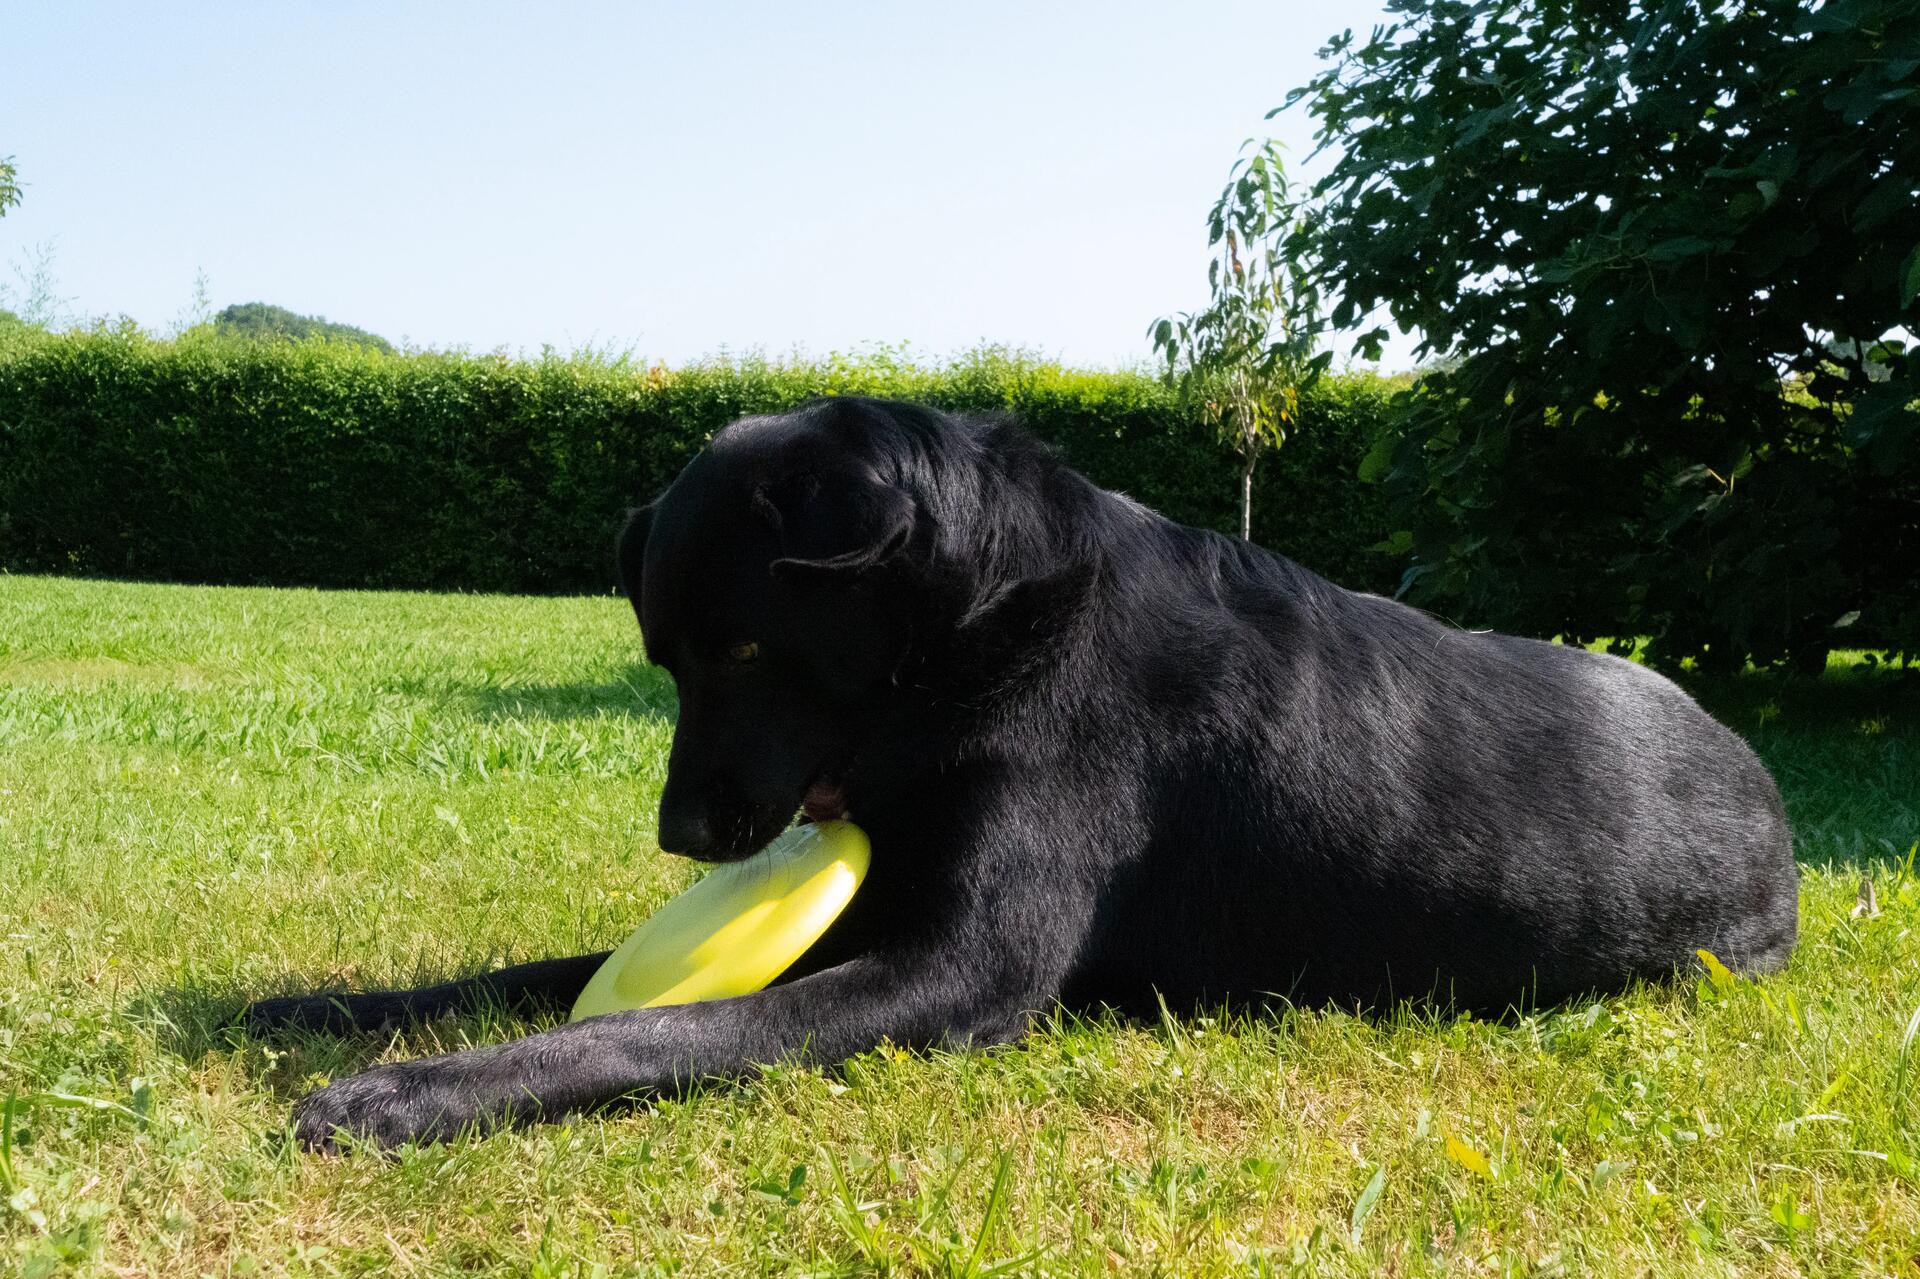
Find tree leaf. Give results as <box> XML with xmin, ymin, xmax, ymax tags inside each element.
<box><xmin>1444</xmin><ymin>1132</ymin><xmax>1495</xmax><ymax>1179</ymax></box>
<box><xmin>1695</xmin><ymin>948</ymin><xmax>1737</xmax><ymax>992</ymax></box>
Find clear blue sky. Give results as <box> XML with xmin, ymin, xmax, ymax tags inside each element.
<box><xmin>5</xmin><ymin>1</ymin><xmax>1414</xmax><ymax>369</ymax></box>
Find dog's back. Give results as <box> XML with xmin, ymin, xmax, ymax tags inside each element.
<box><xmin>1063</xmin><ymin>510</ymin><xmax>1797</xmax><ymax>1012</ymax></box>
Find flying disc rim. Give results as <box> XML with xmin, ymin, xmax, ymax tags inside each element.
<box><xmin>569</xmin><ymin>819</ymin><xmax>869</xmax><ymax>1019</ymax></box>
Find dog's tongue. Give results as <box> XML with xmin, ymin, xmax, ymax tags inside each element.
<box><xmin>802</xmin><ymin>780</ymin><xmax>849</xmax><ymax>822</ymax></box>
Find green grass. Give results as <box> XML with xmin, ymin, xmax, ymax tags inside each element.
<box><xmin>2</xmin><ymin>573</ymin><xmax>1917</xmax><ymax>1278</ymax></box>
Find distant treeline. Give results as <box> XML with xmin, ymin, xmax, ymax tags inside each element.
<box><xmin>208</xmin><ymin>302</ymin><xmax>393</xmax><ymax>353</ymax></box>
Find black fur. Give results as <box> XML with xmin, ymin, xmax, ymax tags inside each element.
<box><xmin>252</xmin><ymin>397</ymin><xmax>1797</xmax><ymax>1149</ymax></box>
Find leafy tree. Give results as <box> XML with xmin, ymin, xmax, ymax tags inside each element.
<box><xmin>1292</xmin><ymin>0</ymin><xmax>1920</xmax><ymax>667</ymax></box>
<box><xmin>212</xmin><ymin>302</ymin><xmax>393</xmax><ymax>353</ymax></box>
<box><xmin>1152</xmin><ymin>142</ymin><xmax>1328</xmax><ymax>539</ymax></box>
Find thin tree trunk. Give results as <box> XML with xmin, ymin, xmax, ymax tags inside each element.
<box><xmin>1241</xmin><ymin>450</ymin><xmax>1255</xmax><ymax>540</ymax></box>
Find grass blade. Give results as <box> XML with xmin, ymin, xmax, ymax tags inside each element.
<box><xmin>1350</xmin><ymin>1167</ymin><xmax>1386</xmax><ymax>1247</ymax></box>
<box><xmin>1891</xmin><ymin>1003</ymin><xmax>1920</xmax><ymax>1120</ymax></box>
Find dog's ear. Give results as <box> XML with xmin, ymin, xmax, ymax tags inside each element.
<box><xmin>960</xmin><ymin>560</ymin><xmax>1099</xmax><ymax>637</ymax></box>
<box><xmin>757</xmin><ymin>471</ymin><xmax>916</xmax><ymax>580</ymax></box>
<box><xmin>615</xmin><ymin>502</ymin><xmax>654</xmax><ymax>615</ymax></box>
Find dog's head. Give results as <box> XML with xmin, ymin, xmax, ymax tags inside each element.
<box><xmin>622</xmin><ymin>399</ymin><xmax>935</xmax><ymax>861</ymax></box>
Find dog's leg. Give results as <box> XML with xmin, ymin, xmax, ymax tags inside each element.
<box><xmin>289</xmin><ymin>946</ymin><xmax>1046</xmax><ymax>1149</ymax></box>
<box><xmin>243</xmin><ymin>951</ymin><xmax>612</xmax><ymax>1035</ymax></box>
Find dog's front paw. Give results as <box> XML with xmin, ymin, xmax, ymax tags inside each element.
<box><xmin>293</xmin><ymin>1056</ymin><xmax>498</xmax><ymax>1151</ymax></box>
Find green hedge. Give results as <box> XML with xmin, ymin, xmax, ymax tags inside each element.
<box><xmin>0</xmin><ymin>327</ymin><xmax>1403</xmax><ymax>596</ymax></box>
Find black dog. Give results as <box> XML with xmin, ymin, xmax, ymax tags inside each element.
<box><xmin>250</xmin><ymin>396</ymin><xmax>1797</xmax><ymax>1149</ymax></box>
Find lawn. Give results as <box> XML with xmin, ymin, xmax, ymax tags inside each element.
<box><xmin>1</xmin><ymin>573</ymin><xmax>1916</xmax><ymax>1277</ymax></box>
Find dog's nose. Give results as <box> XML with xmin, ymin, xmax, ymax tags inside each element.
<box><xmin>657</xmin><ymin>807</ymin><xmax>713</xmax><ymax>857</ymax></box>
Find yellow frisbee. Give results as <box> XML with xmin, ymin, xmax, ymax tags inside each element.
<box><xmin>570</xmin><ymin>819</ymin><xmax>870</xmax><ymax>1020</ymax></box>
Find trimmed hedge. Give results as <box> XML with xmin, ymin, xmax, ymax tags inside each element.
<box><xmin>0</xmin><ymin>327</ymin><xmax>1403</xmax><ymax>596</ymax></box>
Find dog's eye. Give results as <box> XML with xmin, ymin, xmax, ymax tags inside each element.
<box><xmin>726</xmin><ymin>641</ymin><xmax>761</xmax><ymax>664</ymax></box>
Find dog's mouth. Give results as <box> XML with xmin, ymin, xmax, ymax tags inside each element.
<box><xmin>801</xmin><ymin>771</ymin><xmax>851</xmax><ymax>823</ymax></box>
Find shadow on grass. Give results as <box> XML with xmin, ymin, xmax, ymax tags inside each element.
<box><xmin>132</xmin><ymin>965</ymin><xmax>573</xmax><ymax>1102</ymax></box>
<box><xmin>127</xmin><ymin>980</ymin><xmax>255</xmax><ymax>1063</ymax></box>
<box><xmin>1680</xmin><ymin>663</ymin><xmax>1919</xmax><ymax>872</ymax></box>
<box><xmin>465</xmin><ymin>662</ymin><xmax>678</xmax><ymax>723</ymax></box>
<box><xmin>1679</xmin><ymin>660</ymin><xmax>1919</xmax><ymax>733</ymax></box>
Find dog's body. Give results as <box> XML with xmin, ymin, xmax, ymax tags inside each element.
<box><xmin>253</xmin><ymin>397</ymin><xmax>1797</xmax><ymax>1148</ymax></box>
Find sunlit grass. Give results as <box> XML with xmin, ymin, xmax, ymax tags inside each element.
<box><xmin>1</xmin><ymin>574</ymin><xmax>1916</xmax><ymax>1276</ymax></box>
